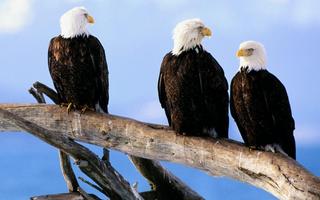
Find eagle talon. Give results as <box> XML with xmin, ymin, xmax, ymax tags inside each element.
<box><xmin>60</xmin><ymin>103</ymin><xmax>68</xmax><ymax>107</ymax></box>
<box><xmin>248</xmin><ymin>146</ymin><xmax>258</xmax><ymax>151</ymax></box>
<box><xmin>67</xmin><ymin>103</ymin><xmax>74</xmax><ymax>114</ymax></box>
<box><xmin>175</xmin><ymin>132</ymin><xmax>186</xmax><ymax>136</ymax></box>
<box><xmin>81</xmin><ymin>106</ymin><xmax>87</xmax><ymax>114</ymax></box>
<box><xmin>150</xmin><ymin>182</ymin><xmax>157</xmax><ymax>191</ymax></box>
<box><xmin>80</xmin><ymin>105</ymin><xmax>94</xmax><ymax>114</ymax></box>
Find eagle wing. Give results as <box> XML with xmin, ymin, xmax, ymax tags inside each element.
<box><xmin>262</xmin><ymin>72</ymin><xmax>295</xmax><ymax>158</ymax></box>
<box><xmin>200</xmin><ymin>52</ymin><xmax>229</xmax><ymax>138</ymax></box>
<box><xmin>89</xmin><ymin>36</ymin><xmax>109</xmax><ymax>113</ymax></box>
<box><xmin>48</xmin><ymin>37</ymin><xmax>65</xmax><ymax>103</ymax></box>
<box><xmin>230</xmin><ymin>73</ymin><xmax>250</xmax><ymax>143</ymax></box>
<box><xmin>158</xmin><ymin>54</ymin><xmax>171</xmax><ymax>125</ymax></box>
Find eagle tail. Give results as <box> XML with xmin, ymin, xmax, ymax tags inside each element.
<box><xmin>264</xmin><ymin>144</ymin><xmax>288</xmax><ymax>157</ymax></box>
<box><xmin>95</xmin><ymin>103</ymin><xmax>108</xmax><ymax>114</ymax></box>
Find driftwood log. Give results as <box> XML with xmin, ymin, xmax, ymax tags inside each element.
<box><xmin>0</xmin><ymin>104</ymin><xmax>319</xmax><ymax>199</ymax></box>
<box><xmin>29</xmin><ymin>82</ymin><xmax>203</xmax><ymax>200</ymax></box>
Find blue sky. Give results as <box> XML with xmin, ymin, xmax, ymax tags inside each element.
<box><xmin>0</xmin><ymin>0</ymin><xmax>319</xmax><ymax>199</ymax></box>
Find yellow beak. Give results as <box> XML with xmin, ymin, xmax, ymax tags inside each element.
<box><xmin>87</xmin><ymin>15</ymin><xmax>95</xmax><ymax>24</ymax></box>
<box><xmin>236</xmin><ymin>49</ymin><xmax>252</xmax><ymax>57</ymax></box>
<box><xmin>201</xmin><ymin>27</ymin><xmax>212</xmax><ymax>37</ymax></box>
<box><xmin>236</xmin><ymin>49</ymin><xmax>245</xmax><ymax>57</ymax></box>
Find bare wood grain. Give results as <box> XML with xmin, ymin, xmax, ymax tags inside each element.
<box><xmin>1</xmin><ymin>104</ymin><xmax>319</xmax><ymax>200</ymax></box>
<box><xmin>0</xmin><ymin>106</ymin><xmax>142</xmax><ymax>200</ymax></box>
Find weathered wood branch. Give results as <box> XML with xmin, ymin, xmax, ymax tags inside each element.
<box><xmin>129</xmin><ymin>157</ymin><xmax>204</xmax><ymax>200</ymax></box>
<box><xmin>31</xmin><ymin>82</ymin><xmax>135</xmax><ymax>199</ymax></box>
<box><xmin>33</xmin><ymin>191</ymin><xmax>160</xmax><ymax>200</ymax></box>
<box><xmin>0</xmin><ymin>106</ymin><xmax>142</xmax><ymax>200</ymax></box>
<box><xmin>1</xmin><ymin>104</ymin><xmax>319</xmax><ymax>200</ymax></box>
<box><xmin>31</xmin><ymin>81</ymin><xmax>203</xmax><ymax>200</ymax></box>
<box><xmin>31</xmin><ymin>192</ymin><xmax>86</xmax><ymax>200</ymax></box>
<box><xmin>30</xmin><ymin>192</ymin><xmax>100</xmax><ymax>200</ymax></box>
<box><xmin>29</xmin><ymin>86</ymin><xmax>80</xmax><ymax>193</ymax></box>
<box><xmin>77</xmin><ymin>187</ymin><xmax>101</xmax><ymax>200</ymax></box>
<box><xmin>58</xmin><ymin>151</ymin><xmax>79</xmax><ymax>192</ymax></box>
<box><xmin>32</xmin><ymin>81</ymin><xmax>60</xmax><ymax>104</ymax></box>
<box><xmin>78</xmin><ymin>177</ymin><xmax>105</xmax><ymax>195</ymax></box>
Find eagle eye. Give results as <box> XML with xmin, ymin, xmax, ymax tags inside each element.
<box><xmin>197</xmin><ymin>25</ymin><xmax>204</xmax><ymax>30</ymax></box>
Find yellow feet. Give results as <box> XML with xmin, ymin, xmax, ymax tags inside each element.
<box><xmin>80</xmin><ymin>105</ymin><xmax>95</xmax><ymax>114</ymax></box>
<box><xmin>60</xmin><ymin>103</ymin><xmax>94</xmax><ymax>114</ymax></box>
<box><xmin>249</xmin><ymin>146</ymin><xmax>257</xmax><ymax>151</ymax></box>
<box><xmin>60</xmin><ymin>103</ymin><xmax>69</xmax><ymax>107</ymax></box>
<box><xmin>150</xmin><ymin>182</ymin><xmax>157</xmax><ymax>191</ymax></box>
<box><xmin>81</xmin><ymin>106</ymin><xmax>88</xmax><ymax>114</ymax></box>
<box><xmin>66</xmin><ymin>103</ymin><xmax>75</xmax><ymax>114</ymax></box>
<box><xmin>175</xmin><ymin>131</ymin><xmax>187</xmax><ymax>136</ymax></box>
<box><xmin>59</xmin><ymin>102</ymin><xmax>75</xmax><ymax>113</ymax></box>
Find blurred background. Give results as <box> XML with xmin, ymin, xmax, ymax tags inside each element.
<box><xmin>0</xmin><ymin>0</ymin><xmax>319</xmax><ymax>199</ymax></box>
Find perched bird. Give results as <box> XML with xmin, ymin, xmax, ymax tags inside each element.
<box><xmin>48</xmin><ymin>7</ymin><xmax>108</xmax><ymax>113</ymax></box>
<box><xmin>158</xmin><ymin>18</ymin><xmax>229</xmax><ymax>138</ymax></box>
<box><xmin>230</xmin><ymin>41</ymin><xmax>296</xmax><ymax>159</ymax></box>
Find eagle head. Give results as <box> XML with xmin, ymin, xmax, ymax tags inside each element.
<box><xmin>60</xmin><ymin>7</ymin><xmax>94</xmax><ymax>39</ymax></box>
<box><xmin>236</xmin><ymin>40</ymin><xmax>267</xmax><ymax>72</ymax></box>
<box><xmin>172</xmin><ymin>18</ymin><xmax>212</xmax><ymax>56</ymax></box>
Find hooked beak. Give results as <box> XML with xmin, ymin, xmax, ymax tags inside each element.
<box><xmin>236</xmin><ymin>49</ymin><xmax>252</xmax><ymax>57</ymax></box>
<box><xmin>87</xmin><ymin>15</ymin><xmax>95</xmax><ymax>24</ymax></box>
<box><xmin>201</xmin><ymin>27</ymin><xmax>212</xmax><ymax>37</ymax></box>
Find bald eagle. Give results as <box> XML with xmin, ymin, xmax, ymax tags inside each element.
<box><xmin>48</xmin><ymin>7</ymin><xmax>108</xmax><ymax>113</ymax></box>
<box><xmin>158</xmin><ymin>19</ymin><xmax>229</xmax><ymax>138</ymax></box>
<box><xmin>230</xmin><ymin>41</ymin><xmax>295</xmax><ymax>159</ymax></box>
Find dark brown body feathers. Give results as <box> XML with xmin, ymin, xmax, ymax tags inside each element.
<box><xmin>158</xmin><ymin>46</ymin><xmax>229</xmax><ymax>138</ymax></box>
<box><xmin>230</xmin><ymin>69</ymin><xmax>295</xmax><ymax>159</ymax></box>
<box><xmin>48</xmin><ymin>35</ymin><xmax>109</xmax><ymax>113</ymax></box>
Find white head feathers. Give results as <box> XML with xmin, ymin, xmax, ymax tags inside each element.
<box><xmin>237</xmin><ymin>40</ymin><xmax>267</xmax><ymax>72</ymax></box>
<box><xmin>60</xmin><ymin>7</ymin><xmax>94</xmax><ymax>39</ymax></box>
<box><xmin>172</xmin><ymin>18</ymin><xmax>212</xmax><ymax>56</ymax></box>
